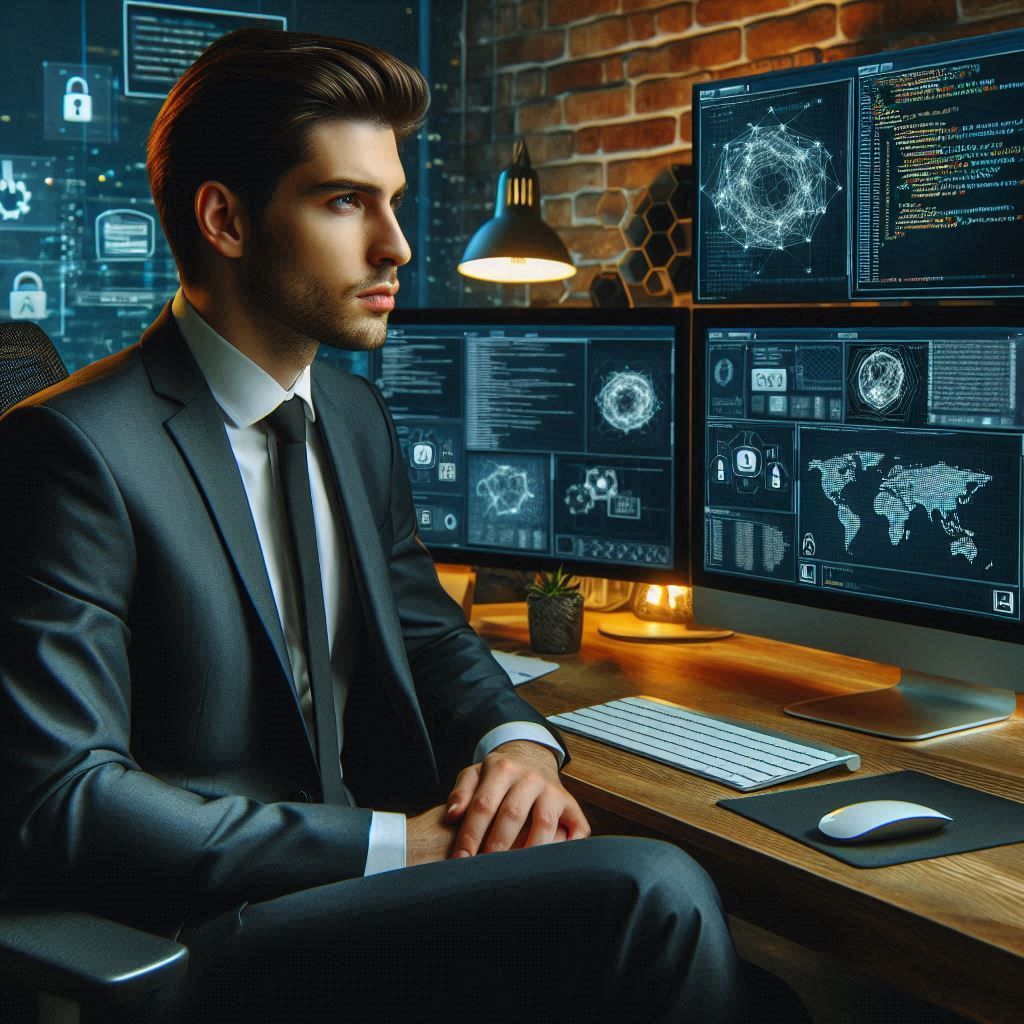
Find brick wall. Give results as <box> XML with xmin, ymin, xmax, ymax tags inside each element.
<box><xmin>459</xmin><ymin>0</ymin><xmax>1024</xmax><ymax>306</ymax></box>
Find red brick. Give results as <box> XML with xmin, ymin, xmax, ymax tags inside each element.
<box><xmin>549</xmin><ymin>0</ymin><xmax>617</xmax><ymax>26</ymax></box>
<box><xmin>657</xmin><ymin>5</ymin><xmax>695</xmax><ymax>34</ymax></box>
<box><xmin>517</xmin><ymin>68</ymin><xmax>545</xmax><ymax>102</ymax></box>
<box><xmin>496</xmin><ymin>3</ymin><xmax>518</xmax><ymax>37</ymax></box>
<box><xmin>697</xmin><ymin>0</ymin><xmax>791</xmax><ymax>26</ymax></box>
<box><xmin>679</xmin><ymin>109</ymin><xmax>692</xmax><ymax>143</ymax></box>
<box><xmin>601</xmin><ymin>117</ymin><xmax>677</xmax><ymax>152</ymax></box>
<box><xmin>839</xmin><ymin>1</ymin><xmax>885</xmax><ymax>39</ymax></box>
<box><xmin>628</xmin><ymin>29</ymin><xmax>742</xmax><ymax>76</ymax></box>
<box><xmin>523</xmin><ymin>131</ymin><xmax>575</xmax><ymax>164</ymax></box>
<box><xmin>622</xmin><ymin>0</ymin><xmax>677</xmax><ymax>9</ymax></box>
<box><xmin>565</xmin><ymin>85</ymin><xmax>632</xmax><ymax>124</ymax></box>
<box><xmin>570</xmin><ymin>17</ymin><xmax>632</xmax><ymax>58</ymax></box>
<box><xmin>628</xmin><ymin>12</ymin><xmax>658</xmax><ymax>41</ymax></box>
<box><xmin>497</xmin><ymin>73</ymin><xmax>513</xmax><ymax>107</ymax></box>
<box><xmin>822</xmin><ymin>40</ymin><xmax>879</xmax><ymax>62</ymax></box>
<box><xmin>576</xmin><ymin>127</ymin><xmax>602</xmax><ymax>154</ymax></box>
<box><xmin>520</xmin><ymin>1</ymin><xmax>544</xmax><ymax>30</ymax></box>
<box><xmin>961</xmin><ymin>0</ymin><xmax>1024</xmax><ymax>10</ymax></box>
<box><xmin>560</xmin><ymin>226</ymin><xmax>627</xmax><ymax>260</ymax></box>
<box><xmin>497</xmin><ymin>30</ymin><xmax>565</xmax><ymax>66</ymax></box>
<box><xmin>953</xmin><ymin>12</ymin><xmax>1024</xmax><ymax>32</ymax></box>
<box><xmin>711</xmin><ymin>48</ymin><xmax>819</xmax><ymax>79</ymax></box>
<box><xmin>636</xmin><ymin>73</ymin><xmax>711</xmax><ymax>113</ymax></box>
<box><xmin>886</xmin><ymin>0</ymin><xmax>957</xmax><ymax>30</ymax></box>
<box><xmin>538</xmin><ymin>162</ymin><xmax>604</xmax><ymax>196</ymax></box>
<box><xmin>548</xmin><ymin>57</ymin><xmax>607</xmax><ymax>93</ymax></box>
<box><xmin>746</xmin><ymin>6</ymin><xmax>837</xmax><ymax>62</ymax></box>
<box><xmin>574</xmin><ymin>191</ymin><xmax>604</xmax><ymax>219</ymax></box>
<box><xmin>897</xmin><ymin>14</ymin><xmax>1024</xmax><ymax>47</ymax></box>
<box><xmin>517</xmin><ymin>98</ymin><xmax>562</xmax><ymax>134</ymax></box>
<box><xmin>542</xmin><ymin>197</ymin><xmax>573</xmax><ymax>228</ymax></box>
<box><xmin>608</xmin><ymin>152</ymin><xmax>689</xmax><ymax>189</ymax></box>
<box><xmin>602</xmin><ymin>55</ymin><xmax>626</xmax><ymax>83</ymax></box>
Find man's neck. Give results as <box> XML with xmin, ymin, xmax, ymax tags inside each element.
<box><xmin>180</xmin><ymin>281</ymin><xmax>317</xmax><ymax>390</ymax></box>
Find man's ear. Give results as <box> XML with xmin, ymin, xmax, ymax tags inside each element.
<box><xmin>194</xmin><ymin>180</ymin><xmax>248</xmax><ymax>261</ymax></box>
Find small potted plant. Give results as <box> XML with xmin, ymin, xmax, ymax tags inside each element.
<box><xmin>526</xmin><ymin>565</ymin><xmax>584</xmax><ymax>655</ymax></box>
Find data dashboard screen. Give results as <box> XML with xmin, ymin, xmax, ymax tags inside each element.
<box><xmin>360</xmin><ymin>313</ymin><xmax>684</xmax><ymax>580</ymax></box>
<box><xmin>694</xmin><ymin>29</ymin><xmax>1024</xmax><ymax>303</ymax></box>
<box><xmin>698</xmin><ymin>319</ymin><xmax>1024</xmax><ymax>625</ymax></box>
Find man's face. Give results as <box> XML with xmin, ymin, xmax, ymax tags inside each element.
<box><xmin>239</xmin><ymin>119</ymin><xmax>412</xmax><ymax>352</ymax></box>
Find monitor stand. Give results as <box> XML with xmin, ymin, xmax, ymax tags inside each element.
<box><xmin>785</xmin><ymin>669</ymin><xmax>1017</xmax><ymax>740</ymax></box>
<box><xmin>597</xmin><ymin>612</ymin><xmax>734</xmax><ymax>643</ymax></box>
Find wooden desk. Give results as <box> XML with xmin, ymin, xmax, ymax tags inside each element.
<box><xmin>472</xmin><ymin>603</ymin><xmax>1024</xmax><ymax>1024</ymax></box>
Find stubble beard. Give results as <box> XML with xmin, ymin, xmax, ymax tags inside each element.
<box><xmin>239</xmin><ymin>239</ymin><xmax>392</xmax><ymax>355</ymax></box>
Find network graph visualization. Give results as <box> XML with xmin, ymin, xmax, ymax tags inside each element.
<box><xmin>369</xmin><ymin>311</ymin><xmax>685</xmax><ymax>582</ymax></box>
<box><xmin>705</xmin><ymin>109</ymin><xmax>842</xmax><ymax>263</ymax></box>
<box><xmin>694</xmin><ymin>28</ymin><xmax>1024</xmax><ymax>303</ymax></box>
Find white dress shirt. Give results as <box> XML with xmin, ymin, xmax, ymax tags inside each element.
<box><xmin>171</xmin><ymin>290</ymin><xmax>562</xmax><ymax>874</ymax></box>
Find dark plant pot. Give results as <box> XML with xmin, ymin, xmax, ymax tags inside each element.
<box><xmin>527</xmin><ymin>593</ymin><xmax>584</xmax><ymax>654</ymax></box>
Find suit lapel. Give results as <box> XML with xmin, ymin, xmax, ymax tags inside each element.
<box><xmin>312</xmin><ymin>373</ymin><xmax>434</xmax><ymax>754</ymax></box>
<box><xmin>139</xmin><ymin>308</ymin><xmax>297</xmax><ymax>696</ymax></box>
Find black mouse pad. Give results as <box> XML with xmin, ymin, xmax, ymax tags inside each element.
<box><xmin>718</xmin><ymin>770</ymin><xmax>1024</xmax><ymax>868</ymax></box>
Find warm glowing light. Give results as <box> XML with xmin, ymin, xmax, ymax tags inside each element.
<box><xmin>457</xmin><ymin>256</ymin><xmax>576</xmax><ymax>284</ymax></box>
<box><xmin>634</xmin><ymin>584</ymin><xmax>693</xmax><ymax>623</ymax></box>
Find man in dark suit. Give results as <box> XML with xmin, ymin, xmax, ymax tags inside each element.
<box><xmin>0</xmin><ymin>29</ymin><xmax>742</xmax><ymax>1022</ymax></box>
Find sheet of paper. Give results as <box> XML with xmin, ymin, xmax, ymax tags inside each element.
<box><xmin>490</xmin><ymin>649</ymin><xmax>559</xmax><ymax>686</ymax></box>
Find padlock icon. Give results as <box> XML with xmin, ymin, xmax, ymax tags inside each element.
<box><xmin>63</xmin><ymin>77</ymin><xmax>93</xmax><ymax>123</ymax></box>
<box><xmin>9</xmin><ymin>271</ymin><xmax>48</xmax><ymax>320</ymax></box>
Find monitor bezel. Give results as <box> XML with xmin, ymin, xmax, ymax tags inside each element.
<box><xmin>691</xmin><ymin>27</ymin><xmax>1024</xmax><ymax>305</ymax></box>
<box><xmin>691</xmin><ymin>305</ymin><xmax>1024</xmax><ymax>647</ymax></box>
<box><xmin>385</xmin><ymin>306</ymin><xmax>690</xmax><ymax>586</ymax></box>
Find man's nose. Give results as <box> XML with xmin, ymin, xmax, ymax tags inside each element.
<box><xmin>370</xmin><ymin>208</ymin><xmax>412</xmax><ymax>268</ymax></box>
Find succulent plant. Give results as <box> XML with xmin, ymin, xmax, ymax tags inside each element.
<box><xmin>526</xmin><ymin>565</ymin><xmax>581</xmax><ymax>600</ymax></box>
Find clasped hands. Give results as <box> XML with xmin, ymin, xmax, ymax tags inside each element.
<box><xmin>406</xmin><ymin>740</ymin><xmax>591</xmax><ymax>866</ymax></box>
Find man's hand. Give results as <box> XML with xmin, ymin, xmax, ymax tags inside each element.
<box><xmin>406</xmin><ymin>804</ymin><xmax>460</xmax><ymax>867</ymax></box>
<box><xmin>444</xmin><ymin>740</ymin><xmax>591</xmax><ymax>858</ymax></box>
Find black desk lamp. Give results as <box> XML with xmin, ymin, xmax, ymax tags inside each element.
<box><xmin>458</xmin><ymin>139</ymin><xmax>576</xmax><ymax>284</ymax></box>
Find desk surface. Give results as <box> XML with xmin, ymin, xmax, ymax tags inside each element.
<box><xmin>472</xmin><ymin>603</ymin><xmax>1024</xmax><ymax>1024</ymax></box>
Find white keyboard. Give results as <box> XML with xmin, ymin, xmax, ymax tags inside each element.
<box><xmin>548</xmin><ymin>696</ymin><xmax>861</xmax><ymax>792</ymax></box>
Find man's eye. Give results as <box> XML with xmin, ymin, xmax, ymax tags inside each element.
<box><xmin>331</xmin><ymin>194</ymin><xmax>359</xmax><ymax>210</ymax></box>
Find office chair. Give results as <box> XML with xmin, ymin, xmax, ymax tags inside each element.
<box><xmin>1</xmin><ymin>320</ymin><xmax>188</xmax><ymax>1023</ymax></box>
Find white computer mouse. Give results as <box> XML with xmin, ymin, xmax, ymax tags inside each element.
<box><xmin>817</xmin><ymin>800</ymin><xmax>952</xmax><ymax>843</ymax></box>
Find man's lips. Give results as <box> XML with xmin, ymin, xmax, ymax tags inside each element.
<box><xmin>356</xmin><ymin>285</ymin><xmax>397</xmax><ymax>312</ymax></box>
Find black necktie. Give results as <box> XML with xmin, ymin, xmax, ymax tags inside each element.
<box><xmin>265</xmin><ymin>398</ymin><xmax>348</xmax><ymax>805</ymax></box>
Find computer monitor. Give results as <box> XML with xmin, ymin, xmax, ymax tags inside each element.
<box><xmin>369</xmin><ymin>308</ymin><xmax>687</xmax><ymax>586</ymax></box>
<box><xmin>692</xmin><ymin>307</ymin><xmax>1024</xmax><ymax>739</ymax></box>
<box><xmin>692</xmin><ymin>28</ymin><xmax>1024</xmax><ymax>304</ymax></box>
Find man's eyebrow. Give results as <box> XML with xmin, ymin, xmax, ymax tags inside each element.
<box><xmin>306</xmin><ymin>179</ymin><xmax>409</xmax><ymax>202</ymax></box>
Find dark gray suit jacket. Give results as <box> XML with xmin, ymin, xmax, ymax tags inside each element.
<box><xmin>0</xmin><ymin>307</ymin><xmax>565</xmax><ymax>934</ymax></box>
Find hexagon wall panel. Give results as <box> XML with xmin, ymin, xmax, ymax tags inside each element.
<box><xmin>591</xmin><ymin>164</ymin><xmax>694</xmax><ymax>309</ymax></box>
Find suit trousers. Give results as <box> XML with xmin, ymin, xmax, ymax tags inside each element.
<box><xmin>133</xmin><ymin>836</ymin><xmax>742</xmax><ymax>1024</ymax></box>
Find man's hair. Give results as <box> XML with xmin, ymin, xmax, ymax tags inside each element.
<box><xmin>147</xmin><ymin>28</ymin><xmax>429</xmax><ymax>281</ymax></box>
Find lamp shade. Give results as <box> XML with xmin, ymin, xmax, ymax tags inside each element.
<box><xmin>458</xmin><ymin>139</ymin><xmax>575</xmax><ymax>284</ymax></box>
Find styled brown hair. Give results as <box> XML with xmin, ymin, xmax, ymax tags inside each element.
<box><xmin>147</xmin><ymin>28</ymin><xmax>429</xmax><ymax>281</ymax></box>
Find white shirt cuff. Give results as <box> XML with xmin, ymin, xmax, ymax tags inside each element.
<box><xmin>363</xmin><ymin>811</ymin><xmax>407</xmax><ymax>875</ymax></box>
<box><xmin>473</xmin><ymin>722</ymin><xmax>566</xmax><ymax>768</ymax></box>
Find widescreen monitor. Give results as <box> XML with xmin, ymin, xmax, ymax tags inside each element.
<box><xmin>692</xmin><ymin>308</ymin><xmax>1024</xmax><ymax>739</ymax></box>
<box><xmin>362</xmin><ymin>308</ymin><xmax>687</xmax><ymax>585</ymax></box>
<box><xmin>692</xmin><ymin>28</ymin><xmax>1024</xmax><ymax>304</ymax></box>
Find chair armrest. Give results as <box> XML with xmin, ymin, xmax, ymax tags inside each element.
<box><xmin>0</xmin><ymin>911</ymin><xmax>188</xmax><ymax>1004</ymax></box>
